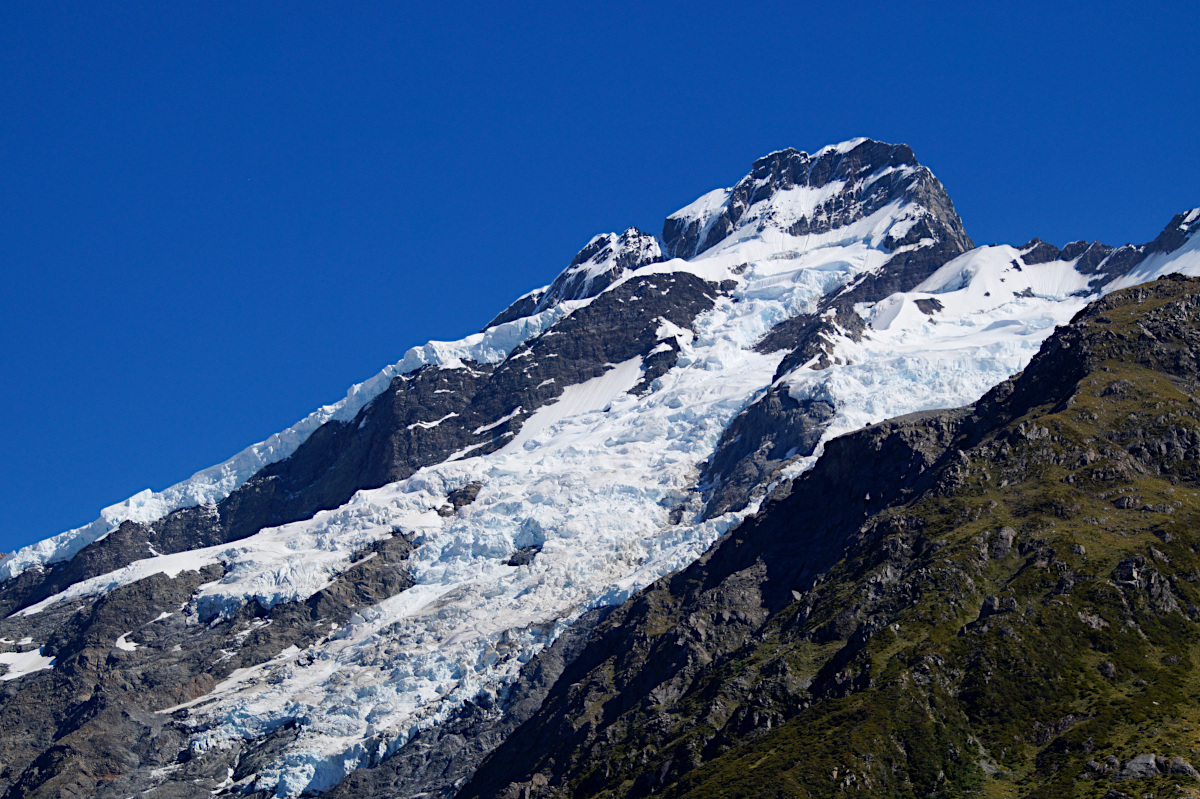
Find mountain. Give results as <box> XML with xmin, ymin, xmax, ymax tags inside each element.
<box><xmin>0</xmin><ymin>138</ymin><xmax>1197</xmax><ymax>799</ymax></box>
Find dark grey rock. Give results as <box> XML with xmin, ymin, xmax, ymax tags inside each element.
<box><xmin>487</xmin><ymin>228</ymin><xmax>663</xmax><ymax>328</ymax></box>
<box><xmin>991</xmin><ymin>527</ymin><xmax>1016</xmax><ymax>560</ymax></box>
<box><xmin>914</xmin><ymin>297</ymin><xmax>943</xmax><ymax>315</ymax></box>
<box><xmin>441</xmin><ymin>481</ymin><xmax>484</xmax><ymax>516</ymax></box>
<box><xmin>1013</xmin><ymin>210</ymin><xmax>1199</xmax><ymax>289</ymax></box>
<box><xmin>759</xmin><ymin>307</ymin><xmax>867</xmax><ymax>380</ymax></box>
<box><xmin>1019</xmin><ymin>238</ymin><xmax>1062</xmax><ymax>265</ymax></box>
<box><xmin>446</xmin><ymin>481</ymin><xmax>483</xmax><ymax>509</ymax></box>
<box><xmin>700</xmin><ymin>385</ymin><xmax>834</xmax><ymax>519</ymax></box>
<box><xmin>1115</xmin><ymin>752</ymin><xmax>1160</xmax><ymax>780</ymax></box>
<box><xmin>506</xmin><ymin>546</ymin><xmax>541</xmax><ymax>567</ymax></box>
<box><xmin>0</xmin><ymin>271</ymin><xmax>727</xmax><ymax>622</ymax></box>
<box><xmin>0</xmin><ymin>530</ymin><xmax>417</xmax><ymax>799</ymax></box>
<box><xmin>1160</xmin><ymin>755</ymin><xmax>1200</xmax><ymax>778</ymax></box>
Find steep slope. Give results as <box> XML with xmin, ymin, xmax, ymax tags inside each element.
<box><xmin>466</xmin><ymin>274</ymin><xmax>1200</xmax><ymax>799</ymax></box>
<box><xmin>661</xmin><ymin>138</ymin><xmax>972</xmax><ymax>261</ymax></box>
<box><xmin>0</xmin><ymin>138</ymin><xmax>1195</xmax><ymax>799</ymax></box>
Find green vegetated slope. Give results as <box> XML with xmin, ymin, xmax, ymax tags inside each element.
<box><xmin>465</xmin><ymin>275</ymin><xmax>1200</xmax><ymax>799</ymax></box>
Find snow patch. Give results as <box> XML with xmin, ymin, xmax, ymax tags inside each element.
<box><xmin>499</xmin><ymin>357</ymin><xmax>644</xmax><ymax>453</ymax></box>
<box><xmin>666</xmin><ymin>187</ymin><xmax>732</xmax><ymax>225</ymax></box>
<box><xmin>815</xmin><ymin>136</ymin><xmax>870</xmax><ymax>156</ymax></box>
<box><xmin>406</xmin><ymin>413</ymin><xmax>459</xmax><ymax>431</ymax></box>
<box><xmin>473</xmin><ymin>407</ymin><xmax>523</xmax><ymax>436</ymax></box>
<box><xmin>0</xmin><ymin>647</ymin><xmax>55</xmax><ymax>681</ymax></box>
<box><xmin>1104</xmin><ymin>227</ymin><xmax>1200</xmax><ymax>291</ymax></box>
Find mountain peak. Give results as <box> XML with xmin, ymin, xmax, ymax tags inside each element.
<box><xmin>1146</xmin><ymin>207</ymin><xmax>1200</xmax><ymax>254</ymax></box>
<box><xmin>661</xmin><ymin>138</ymin><xmax>969</xmax><ymax>260</ymax></box>
<box><xmin>748</xmin><ymin>138</ymin><xmax>919</xmax><ymax>186</ymax></box>
<box><xmin>485</xmin><ymin>226</ymin><xmax>663</xmax><ymax>328</ymax></box>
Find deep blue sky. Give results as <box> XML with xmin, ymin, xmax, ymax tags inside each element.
<box><xmin>1</xmin><ymin>2</ymin><xmax>1196</xmax><ymax>554</ymax></box>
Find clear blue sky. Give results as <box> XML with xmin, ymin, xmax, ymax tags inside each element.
<box><xmin>1</xmin><ymin>1</ymin><xmax>1196</xmax><ymax>554</ymax></box>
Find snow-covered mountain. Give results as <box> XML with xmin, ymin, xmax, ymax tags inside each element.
<box><xmin>0</xmin><ymin>139</ymin><xmax>1196</xmax><ymax>799</ymax></box>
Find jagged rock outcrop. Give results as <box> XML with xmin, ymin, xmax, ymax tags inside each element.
<box><xmin>488</xmin><ymin>228</ymin><xmax>664</xmax><ymax>328</ymax></box>
<box><xmin>700</xmin><ymin>208</ymin><xmax>1200</xmax><ymax>524</ymax></box>
<box><xmin>0</xmin><ymin>271</ymin><xmax>724</xmax><ymax>622</ymax></box>
<box><xmin>662</xmin><ymin>139</ymin><xmax>972</xmax><ymax>260</ymax></box>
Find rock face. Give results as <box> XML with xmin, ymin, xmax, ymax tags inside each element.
<box><xmin>699</xmin><ymin>384</ymin><xmax>835</xmax><ymax>519</ymax></box>
<box><xmin>701</xmin><ymin>207</ymin><xmax>1200</xmax><ymax>526</ymax></box>
<box><xmin>662</xmin><ymin>139</ymin><xmax>972</xmax><ymax>261</ymax></box>
<box><xmin>465</xmin><ymin>275</ymin><xmax>1200</xmax><ymax>798</ymax></box>
<box><xmin>0</xmin><ymin>533</ymin><xmax>419</xmax><ymax>799</ymax></box>
<box><xmin>675</xmin><ymin>139</ymin><xmax>985</xmax><ymax>521</ymax></box>
<box><xmin>1</xmin><ymin>138</ymin><xmax>1198</xmax><ymax>799</ymax></box>
<box><xmin>488</xmin><ymin>227</ymin><xmax>664</xmax><ymax>327</ymax></box>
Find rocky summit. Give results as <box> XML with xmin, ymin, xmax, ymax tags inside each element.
<box><xmin>1</xmin><ymin>139</ymin><xmax>1198</xmax><ymax>799</ymax></box>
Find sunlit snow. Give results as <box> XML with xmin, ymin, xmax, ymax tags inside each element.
<box><xmin>0</xmin><ymin>647</ymin><xmax>55</xmax><ymax>681</ymax></box>
<box><xmin>141</xmin><ymin>166</ymin><xmax>998</xmax><ymax>796</ymax></box>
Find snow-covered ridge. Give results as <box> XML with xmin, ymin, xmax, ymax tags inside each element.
<box><xmin>159</xmin><ymin>196</ymin><xmax>1121</xmax><ymax>796</ymax></box>
<box><xmin>10</xmin><ymin>143</ymin><xmax>950</xmax><ymax>794</ymax></box>
<box><xmin>0</xmin><ymin>302</ymin><xmax>583</xmax><ymax>581</ymax></box>
<box><xmin>518</xmin><ymin>227</ymin><xmax>665</xmax><ymax>320</ymax></box>
<box><xmin>777</xmin><ymin>245</ymin><xmax>1097</xmax><ymax>459</ymax></box>
<box><xmin>1106</xmin><ymin>209</ymin><xmax>1200</xmax><ymax>291</ymax></box>
<box><xmin>815</xmin><ymin>136</ymin><xmax>871</xmax><ymax>156</ymax></box>
<box><xmin>566</xmin><ymin>229</ymin><xmax>662</xmax><ymax>284</ymax></box>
